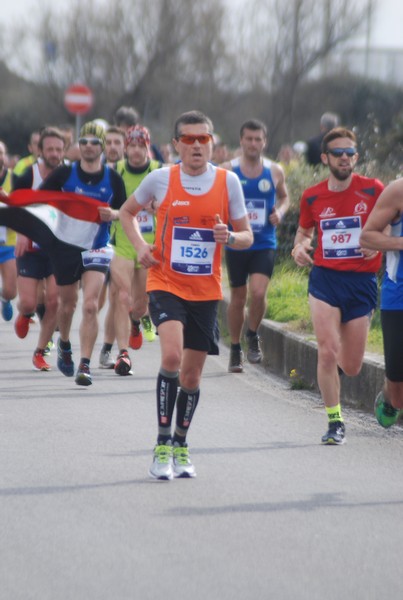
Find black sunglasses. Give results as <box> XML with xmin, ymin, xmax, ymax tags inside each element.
<box><xmin>79</xmin><ymin>137</ymin><xmax>103</xmax><ymax>146</ymax></box>
<box><xmin>326</xmin><ymin>147</ymin><xmax>357</xmax><ymax>158</ymax></box>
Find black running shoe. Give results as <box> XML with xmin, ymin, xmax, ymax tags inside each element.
<box><xmin>57</xmin><ymin>338</ymin><xmax>75</xmax><ymax>377</ymax></box>
<box><xmin>321</xmin><ymin>420</ymin><xmax>346</xmax><ymax>445</ymax></box>
<box><xmin>246</xmin><ymin>334</ymin><xmax>263</xmax><ymax>363</ymax></box>
<box><xmin>114</xmin><ymin>351</ymin><xmax>133</xmax><ymax>376</ymax></box>
<box><xmin>228</xmin><ymin>346</ymin><xmax>244</xmax><ymax>373</ymax></box>
<box><xmin>75</xmin><ymin>362</ymin><xmax>92</xmax><ymax>386</ymax></box>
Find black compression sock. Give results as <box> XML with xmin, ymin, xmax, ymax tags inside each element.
<box><xmin>156</xmin><ymin>369</ymin><xmax>179</xmax><ymax>439</ymax></box>
<box><xmin>174</xmin><ymin>387</ymin><xmax>200</xmax><ymax>442</ymax></box>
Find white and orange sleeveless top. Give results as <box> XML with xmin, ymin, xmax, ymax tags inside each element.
<box><xmin>147</xmin><ymin>164</ymin><xmax>230</xmax><ymax>301</ymax></box>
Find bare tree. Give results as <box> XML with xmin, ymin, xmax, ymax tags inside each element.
<box><xmin>17</xmin><ymin>0</ymin><xmax>228</xmax><ymax>134</ymax></box>
<box><xmin>231</xmin><ymin>0</ymin><xmax>377</xmax><ymax>141</ymax></box>
<box><xmin>3</xmin><ymin>0</ymin><xmax>379</xmax><ymax>147</ymax></box>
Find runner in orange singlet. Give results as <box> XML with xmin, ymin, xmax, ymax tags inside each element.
<box><xmin>120</xmin><ymin>110</ymin><xmax>253</xmax><ymax>480</ymax></box>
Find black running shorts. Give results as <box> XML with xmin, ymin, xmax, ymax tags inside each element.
<box><xmin>148</xmin><ymin>290</ymin><xmax>219</xmax><ymax>355</ymax></box>
<box><xmin>225</xmin><ymin>248</ymin><xmax>275</xmax><ymax>288</ymax></box>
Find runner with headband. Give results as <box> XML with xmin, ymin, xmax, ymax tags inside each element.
<box><xmin>101</xmin><ymin>125</ymin><xmax>163</xmax><ymax>376</ymax></box>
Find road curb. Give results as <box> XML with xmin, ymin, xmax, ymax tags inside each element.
<box><xmin>219</xmin><ymin>298</ymin><xmax>385</xmax><ymax>413</ymax></box>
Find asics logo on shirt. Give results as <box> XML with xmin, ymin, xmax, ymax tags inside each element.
<box><xmin>172</xmin><ymin>200</ymin><xmax>190</xmax><ymax>206</ymax></box>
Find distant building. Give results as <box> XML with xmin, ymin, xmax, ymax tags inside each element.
<box><xmin>340</xmin><ymin>47</ymin><xmax>403</xmax><ymax>86</ymax></box>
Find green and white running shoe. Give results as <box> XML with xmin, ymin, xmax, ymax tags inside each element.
<box><xmin>173</xmin><ymin>442</ymin><xmax>196</xmax><ymax>478</ymax></box>
<box><xmin>374</xmin><ymin>391</ymin><xmax>401</xmax><ymax>428</ymax></box>
<box><xmin>141</xmin><ymin>315</ymin><xmax>156</xmax><ymax>342</ymax></box>
<box><xmin>44</xmin><ymin>338</ymin><xmax>54</xmax><ymax>356</ymax></box>
<box><xmin>149</xmin><ymin>442</ymin><xmax>173</xmax><ymax>480</ymax></box>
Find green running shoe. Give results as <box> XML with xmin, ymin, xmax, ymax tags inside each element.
<box><xmin>141</xmin><ymin>315</ymin><xmax>156</xmax><ymax>342</ymax></box>
<box><xmin>374</xmin><ymin>391</ymin><xmax>401</xmax><ymax>428</ymax></box>
<box><xmin>44</xmin><ymin>338</ymin><xmax>54</xmax><ymax>356</ymax></box>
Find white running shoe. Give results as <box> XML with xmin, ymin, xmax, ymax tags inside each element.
<box><xmin>99</xmin><ymin>348</ymin><xmax>115</xmax><ymax>369</ymax></box>
<box><xmin>149</xmin><ymin>442</ymin><xmax>174</xmax><ymax>480</ymax></box>
<box><xmin>172</xmin><ymin>442</ymin><xmax>197</xmax><ymax>478</ymax></box>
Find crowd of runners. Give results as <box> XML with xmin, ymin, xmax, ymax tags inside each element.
<box><xmin>0</xmin><ymin>106</ymin><xmax>402</xmax><ymax>480</ymax></box>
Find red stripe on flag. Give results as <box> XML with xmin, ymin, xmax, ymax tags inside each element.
<box><xmin>6</xmin><ymin>190</ymin><xmax>104</xmax><ymax>224</ymax></box>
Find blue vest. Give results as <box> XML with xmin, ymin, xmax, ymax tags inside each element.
<box><xmin>229</xmin><ymin>157</ymin><xmax>277</xmax><ymax>251</ymax></box>
<box><xmin>381</xmin><ymin>217</ymin><xmax>403</xmax><ymax>310</ymax></box>
<box><xmin>62</xmin><ymin>162</ymin><xmax>113</xmax><ymax>249</ymax></box>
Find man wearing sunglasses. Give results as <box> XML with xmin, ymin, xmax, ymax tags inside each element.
<box><xmin>39</xmin><ymin>121</ymin><xmax>127</xmax><ymax>386</ymax></box>
<box><xmin>120</xmin><ymin>110</ymin><xmax>253</xmax><ymax>480</ymax></box>
<box><xmin>292</xmin><ymin>127</ymin><xmax>383</xmax><ymax>445</ymax></box>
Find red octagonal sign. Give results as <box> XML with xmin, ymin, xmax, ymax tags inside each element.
<box><xmin>64</xmin><ymin>84</ymin><xmax>94</xmax><ymax>115</ymax></box>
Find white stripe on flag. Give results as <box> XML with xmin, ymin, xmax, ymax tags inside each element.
<box><xmin>26</xmin><ymin>204</ymin><xmax>100</xmax><ymax>249</ymax></box>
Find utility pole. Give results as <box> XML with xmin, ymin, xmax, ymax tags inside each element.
<box><xmin>322</xmin><ymin>0</ymin><xmax>331</xmax><ymax>77</ymax></box>
<box><xmin>364</xmin><ymin>0</ymin><xmax>374</xmax><ymax>77</ymax></box>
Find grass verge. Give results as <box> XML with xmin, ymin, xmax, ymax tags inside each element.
<box><xmin>267</xmin><ymin>259</ymin><xmax>383</xmax><ymax>355</ymax></box>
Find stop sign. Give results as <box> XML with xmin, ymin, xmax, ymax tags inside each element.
<box><xmin>64</xmin><ymin>84</ymin><xmax>94</xmax><ymax>115</ymax></box>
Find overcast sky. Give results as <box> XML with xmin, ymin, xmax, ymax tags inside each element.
<box><xmin>1</xmin><ymin>0</ymin><xmax>403</xmax><ymax>50</ymax></box>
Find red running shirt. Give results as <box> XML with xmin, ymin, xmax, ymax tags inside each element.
<box><xmin>299</xmin><ymin>173</ymin><xmax>383</xmax><ymax>272</ymax></box>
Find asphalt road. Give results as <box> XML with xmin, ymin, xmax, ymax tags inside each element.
<box><xmin>1</xmin><ymin>303</ymin><xmax>403</xmax><ymax>600</ymax></box>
